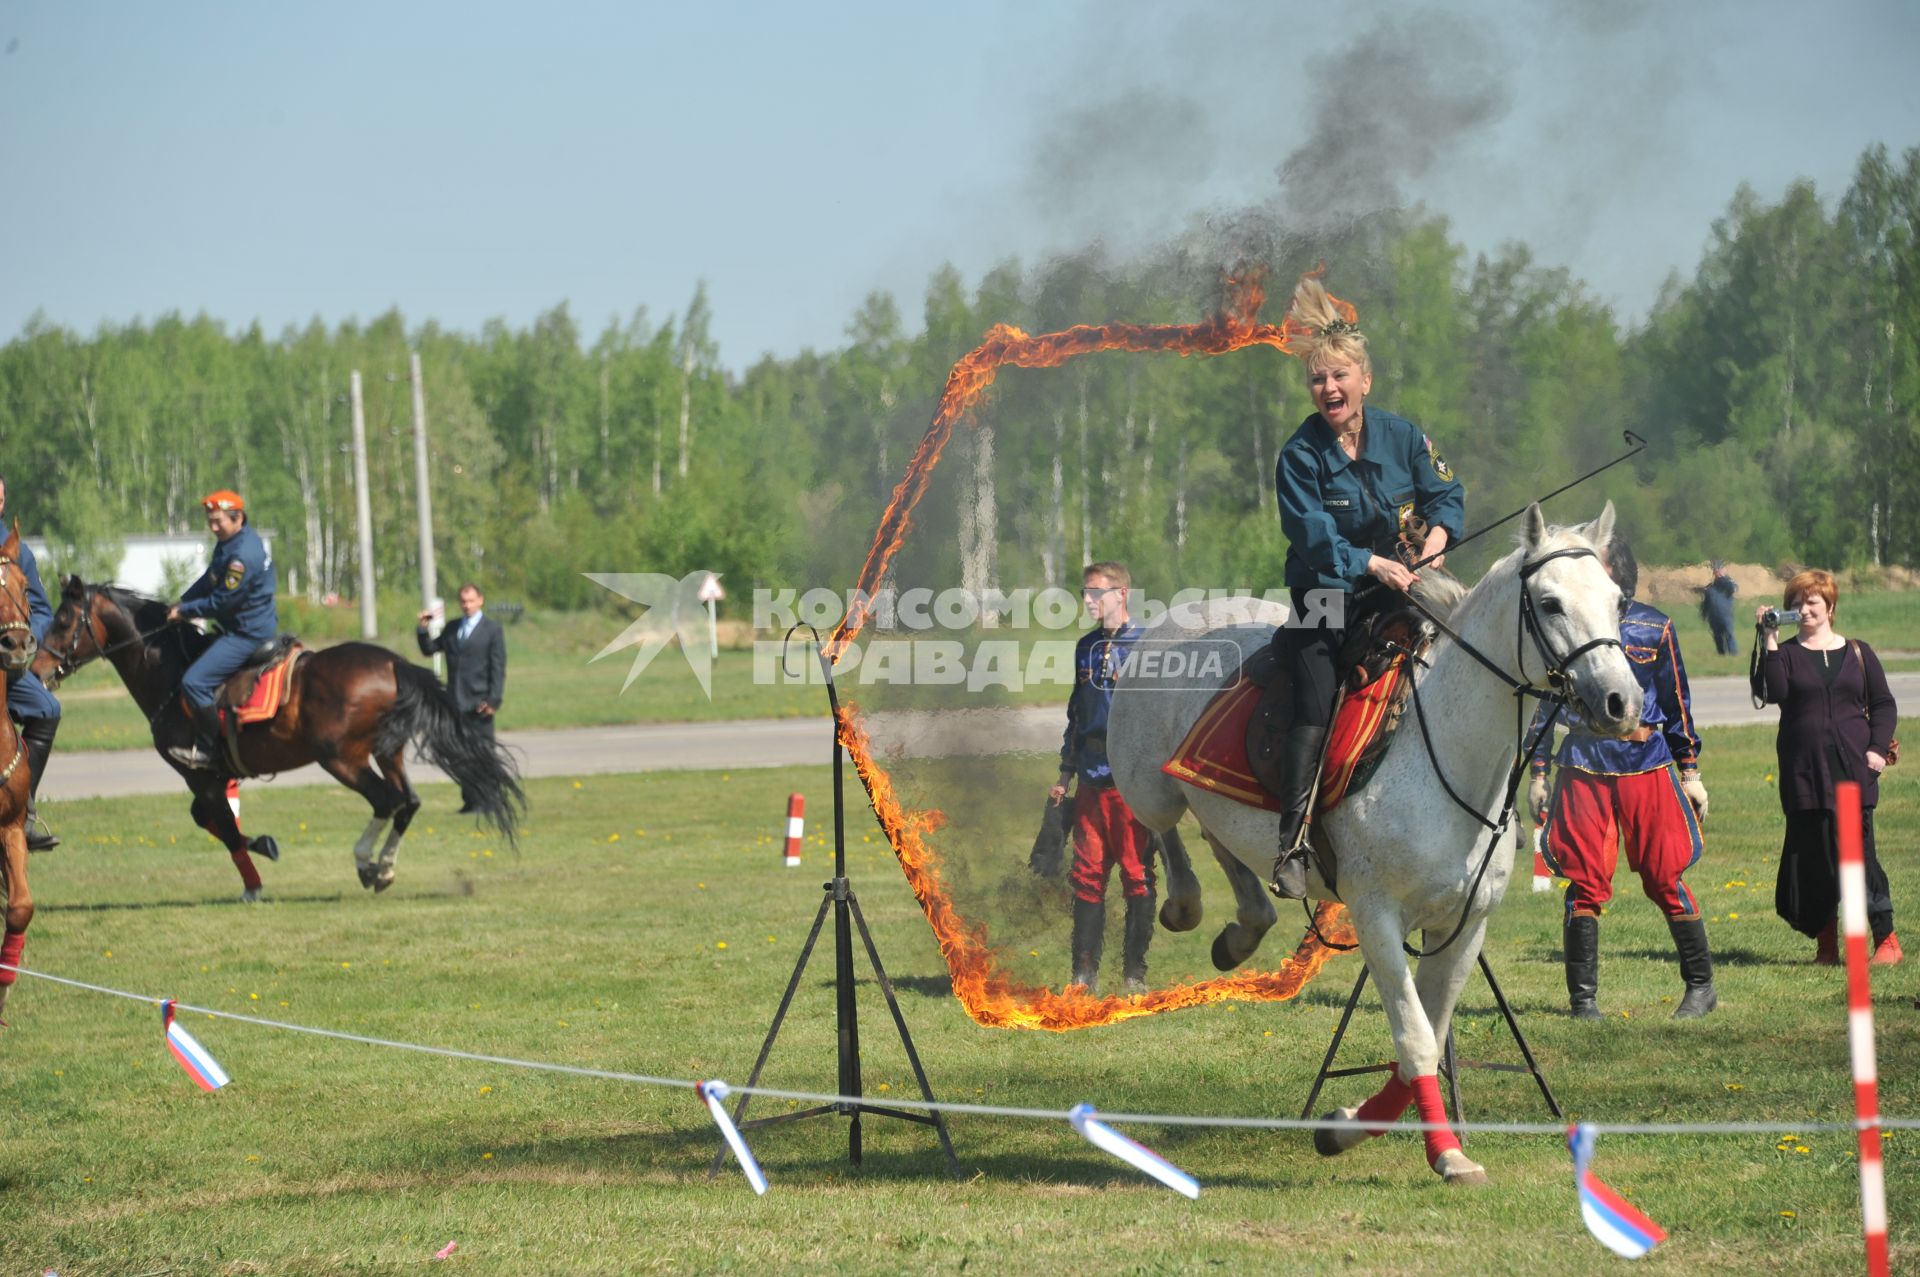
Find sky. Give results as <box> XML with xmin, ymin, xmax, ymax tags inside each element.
<box><xmin>2</xmin><ymin>0</ymin><xmax>1917</xmax><ymax>370</ymax></box>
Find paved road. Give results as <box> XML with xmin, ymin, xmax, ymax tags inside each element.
<box><xmin>39</xmin><ymin>674</ymin><xmax>1918</xmax><ymax>802</ymax></box>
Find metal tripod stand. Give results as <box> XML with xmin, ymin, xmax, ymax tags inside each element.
<box><xmin>1299</xmin><ymin>952</ymin><xmax>1561</xmax><ymax>1139</ymax></box>
<box><xmin>709</xmin><ymin>634</ymin><xmax>960</xmax><ymax>1178</ymax></box>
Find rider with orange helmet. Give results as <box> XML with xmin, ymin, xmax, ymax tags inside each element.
<box><xmin>164</xmin><ymin>490</ymin><xmax>277</xmax><ymax>770</ymax></box>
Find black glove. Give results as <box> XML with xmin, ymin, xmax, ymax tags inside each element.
<box><xmin>1028</xmin><ymin>796</ymin><xmax>1069</xmax><ymax>877</ymax></box>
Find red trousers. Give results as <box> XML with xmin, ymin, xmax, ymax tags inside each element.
<box><xmin>1544</xmin><ymin>765</ymin><xmax>1703</xmax><ymax>919</ymax></box>
<box><xmin>1070</xmin><ymin>784</ymin><xmax>1155</xmax><ymax>905</ymax></box>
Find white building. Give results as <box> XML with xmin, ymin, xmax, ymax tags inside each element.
<box><xmin>24</xmin><ymin>531</ymin><xmax>276</xmax><ymax>597</ymax></box>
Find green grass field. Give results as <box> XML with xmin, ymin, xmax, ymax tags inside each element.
<box><xmin>3</xmin><ymin>726</ymin><xmax>1915</xmax><ymax>1274</ymax></box>
<box><xmin>40</xmin><ymin>587</ymin><xmax>1920</xmax><ymax>754</ymax></box>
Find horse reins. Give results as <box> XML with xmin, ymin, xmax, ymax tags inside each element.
<box><xmin>0</xmin><ymin>555</ymin><xmax>34</xmax><ymax>784</ymax></box>
<box><xmin>42</xmin><ymin>584</ymin><xmax>186</xmax><ymax>684</ymax></box>
<box><xmin>1303</xmin><ymin>543</ymin><xmax>1620</xmax><ymax>958</ymax></box>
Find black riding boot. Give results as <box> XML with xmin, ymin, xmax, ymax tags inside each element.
<box><xmin>1121</xmin><ymin>891</ymin><xmax>1156</xmax><ymax>994</ymax></box>
<box><xmin>1668</xmin><ymin>916</ymin><xmax>1718</xmax><ymax>1019</ymax></box>
<box><xmin>1564</xmin><ymin>913</ymin><xmax>1602</xmax><ymax>1019</ymax></box>
<box><xmin>168</xmin><ymin>703</ymin><xmax>222</xmax><ymax>771</ymax></box>
<box><xmin>1069</xmin><ymin>896</ymin><xmax>1106</xmax><ymax>993</ymax></box>
<box><xmin>1270</xmin><ymin>724</ymin><xmax>1327</xmax><ymax>899</ymax></box>
<box><xmin>20</xmin><ymin>715</ymin><xmax>59</xmax><ymax>851</ymax></box>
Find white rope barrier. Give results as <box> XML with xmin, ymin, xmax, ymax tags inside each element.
<box><xmin>7</xmin><ymin>961</ymin><xmax>1914</xmax><ymax>1138</ymax></box>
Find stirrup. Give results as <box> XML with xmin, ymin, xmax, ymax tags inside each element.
<box><xmin>1270</xmin><ymin>845</ymin><xmax>1309</xmax><ymax>899</ymax></box>
<box><xmin>168</xmin><ymin>742</ymin><xmax>218</xmax><ymax>770</ymax></box>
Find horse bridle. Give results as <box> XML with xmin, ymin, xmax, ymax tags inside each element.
<box><xmin>0</xmin><ymin>553</ymin><xmax>36</xmax><ymax>675</ymax></box>
<box><xmin>41</xmin><ymin>584</ymin><xmax>183</xmax><ymax>689</ymax></box>
<box><xmin>1305</xmin><ymin>543</ymin><xmax>1623</xmax><ymax>959</ymax></box>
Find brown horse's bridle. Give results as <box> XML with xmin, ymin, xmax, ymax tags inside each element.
<box><xmin>0</xmin><ymin>554</ymin><xmax>36</xmax><ymax>677</ymax></box>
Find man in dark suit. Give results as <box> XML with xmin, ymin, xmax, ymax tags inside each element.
<box><xmin>417</xmin><ymin>582</ymin><xmax>506</xmax><ymax>813</ymax></box>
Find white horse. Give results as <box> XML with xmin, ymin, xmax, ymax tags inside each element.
<box><xmin>1109</xmin><ymin>502</ymin><xmax>1640</xmax><ymax>1185</ymax></box>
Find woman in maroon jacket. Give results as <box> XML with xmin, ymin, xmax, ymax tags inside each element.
<box><xmin>1751</xmin><ymin>569</ymin><xmax>1900</xmax><ymax>963</ymax></box>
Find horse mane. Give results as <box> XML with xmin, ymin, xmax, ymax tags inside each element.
<box><xmin>1409</xmin><ymin>569</ymin><xmax>1467</xmax><ymax>618</ymax></box>
<box><xmin>98</xmin><ymin>583</ymin><xmax>172</xmax><ymax>629</ymax></box>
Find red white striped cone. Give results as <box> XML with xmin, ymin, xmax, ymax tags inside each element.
<box><xmin>783</xmin><ymin>794</ymin><xmax>805</xmax><ymax>868</ymax></box>
<box><xmin>1836</xmin><ymin>782</ymin><xmax>1890</xmax><ymax>1277</ymax></box>
<box><xmin>1531</xmin><ymin>824</ymin><xmax>1552</xmax><ymax>893</ymax></box>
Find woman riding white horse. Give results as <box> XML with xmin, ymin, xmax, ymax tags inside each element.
<box><xmin>1108</xmin><ymin>501</ymin><xmax>1641</xmax><ymax>1184</ymax></box>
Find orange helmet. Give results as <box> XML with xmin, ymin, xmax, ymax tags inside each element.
<box><xmin>201</xmin><ymin>489</ymin><xmax>245</xmax><ymax>513</ymax></box>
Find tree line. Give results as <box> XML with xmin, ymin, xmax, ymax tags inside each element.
<box><xmin>3</xmin><ymin>142</ymin><xmax>1916</xmax><ymax>613</ymax></box>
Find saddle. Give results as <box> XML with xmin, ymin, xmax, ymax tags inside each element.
<box><xmin>213</xmin><ymin>638</ymin><xmax>304</xmax><ymax>775</ymax></box>
<box><xmin>1161</xmin><ymin>605</ymin><xmax>1437</xmax><ymax>890</ymax></box>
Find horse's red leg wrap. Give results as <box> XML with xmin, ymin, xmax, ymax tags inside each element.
<box><xmin>1353</xmin><ymin>1067</ymin><xmax>1416</xmax><ymax>1136</ymax></box>
<box><xmin>231</xmin><ymin>850</ymin><xmax>263</xmax><ymax>892</ymax></box>
<box><xmin>0</xmin><ymin>930</ymin><xmax>25</xmax><ymax>985</ymax></box>
<box><xmin>1411</xmin><ymin>1074</ymin><xmax>1463</xmax><ymax>1165</ymax></box>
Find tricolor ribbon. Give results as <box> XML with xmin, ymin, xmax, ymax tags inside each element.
<box><xmin>1069</xmin><ymin>1103</ymin><xmax>1200</xmax><ymax>1198</ymax></box>
<box><xmin>161</xmin><ymin>999</ymin><xmax>231</xmax><ymax>1092</ymax></box>
<box><xmin>1569</xmin><ymin>1123</ymin><xmax>1665</xmax><ymax>1258</ymax></box>
<box><xmin>697</xmin><ymin>1080</ymin><xmax>768</xmax><ymax>1195</ymax></box>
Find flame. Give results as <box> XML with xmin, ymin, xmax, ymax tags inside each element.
<box><xmin>827</xmin><ymin>270</ymin><xmax>1347</xmax><ymax>659</ymax></box>
<box><xmin>840</xmin><ymin>703</ymin><xmax>1353</xmax><ymax>1029</ymax></box>
<box><xmin>817</xmin><ymin>271</ymin><xmax>1361</xmax><ymax>1029</ymax></box>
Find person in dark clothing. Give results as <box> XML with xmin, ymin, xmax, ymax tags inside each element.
<box><xmin>417</xmin><ymin>583</ymin><xmax>507</xmax><ymax>813</ymax></box>
<box><xmin>0</xmin><ymin>476</ymin><xmax>62</xmax><ymax>850</ymax></box>
<box><xmin>1750</xmin><ymin>568</ymin><xmax>1900</xmax><ymax>964</ymax></box>
<box><xmin>1049</xmin><ymin>561</ymin><xmax>1155</xmax><ymax>995</ymax></box>
<box><xmin>166</xmin><ymin>489</ymin><xmax>277</xmax><ymax>770</ymax></box>
<box><xmin>1262</xmin><ymin>275</ymin><xmax>1466</xmax><ymax>897</ymax></box>
<box><xmin>1698</xmin><ymin>560</ymin><xmax>1739</xmax><ymax>655</ymax></box>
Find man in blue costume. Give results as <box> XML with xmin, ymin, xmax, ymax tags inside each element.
<box><xmin>0</xmin><ymin>476</ymin><xmax>63</xmax><ymax>850</ymax></box>
<box><xmin>164</xmin><ymin>489</ymin><xmax>277</xmax><ymax>770</ymax></box>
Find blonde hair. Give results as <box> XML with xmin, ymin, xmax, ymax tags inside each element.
<box><xmin>1084</xmin><ymin>561</ymin><xmax>1131</xmax><ymax>589</ymax></box>
<box><xmin>1285</xmin><ymin>275</ymin><xmax>1369</xmax><ymax>375</ymax></box>
<box><xmin>1784</xmin><ymin>568</ymin><xmax>1838</xmax><ymax>613</ymax></box>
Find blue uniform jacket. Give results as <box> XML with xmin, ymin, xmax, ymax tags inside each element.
<box><xmin>1060</xmin><ymin>621</ymin><xmax>1143</xmax><ymax>785</ymax></box>
<box><xmin>178</xmin><ymin>523</ymin><xmax>277</xmax><ymax>642</ymax></box>
<box><xmin>1530</xmin><ymin>599</ymin><xmax>1701</xmax><ymax>776</ymax></box>
<box><xmin>19</xmin><ymin>539</ymin><xmax>52</xmax><ymax>645</ymax></box>
<box><xmin>6</xmin><ymin>538</ymin><xmax>61</xmax><ymax>720</ymax></box>
<box><xmin>1277</xmin><ymin>407</ymin><xmax>1466</xmax><ymax>593</ymax></box>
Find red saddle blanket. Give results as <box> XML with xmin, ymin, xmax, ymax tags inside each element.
<box><xmin>228</xmin><ymin>645</ymin><xmax>302</xmax><ymax>726</ymax></box>
<box><xmin>1161</xmin><ymin>661</ymin><xmax>1408</xmax><ymax>813</ymax></box>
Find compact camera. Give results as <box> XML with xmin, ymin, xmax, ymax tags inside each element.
<box><xmin>1760</xmin><ymin>607</ymin><xmax>1803</xmax><ymax>630</ymax></box>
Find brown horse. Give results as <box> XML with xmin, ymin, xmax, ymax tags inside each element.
<box><xmin>0</xmin><ymin>524</ymin><xmax>38</xmax><ymax>1021</ymax></box>
<box><xmin>33</xmin><ymin>576</ymin><xmax>523</xmax><ymax>897</ymax></box>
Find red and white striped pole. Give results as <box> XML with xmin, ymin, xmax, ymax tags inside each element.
<box><xmin>782</xmin><ymin>793</ymin><xmax>805</xmax><ymax>868</ymax></box>
<box><xmin>1836</xmin><ymin>781</ymin><xmax>1890</xmax><ymax>1277</ymax></box>
<box><xmin>1531</xmin><ymin>821</ymin><xmax>1552</xmax><ymax>893</ymax></box>
<box><xmin>227</xmin><ymin>779</ymin><xmax>242</xmax><ymax>826</ymax></box>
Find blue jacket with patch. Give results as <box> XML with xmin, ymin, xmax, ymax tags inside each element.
<box><xmin>1530</xmin><ymin>598</ymin><xmax>1701</xmax><ymax>776</ymax></box>
<box><xmin>1277</xmin><ymin>406</ymin><xmax>1466</xmax><ymax>593</ymax></box>
<box><xmin>177</xmin><ymin>522</ymin><xmax>277</xmax><ymax>642</ymax></box>
<box><xmin>1060</xmin><ymin>621</ymin><xmax>1144</xmax><ymax>784</ymax></box>
<box><xmin>18</xmin><ymin>538</ymin><xmax>52</xmax><ymax>644</ymax></box>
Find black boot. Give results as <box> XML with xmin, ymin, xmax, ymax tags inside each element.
<box><xmin>1121</xmin><ymin>892</ymin><xmax>1156</xmax><ymax>994</ymax></box>
<box><xmin>1270</xmin><ymin>725</ymin><xmax>1327</xmax><ymax>899</ymax></box>
<box><xmin>167</xmin><ymin>703</ymin><xmax>222</xmax><ymax>771</ymax></box>
<box><xmin>1069</xmin><ymin>896</ymin><xmax>1106</xmax><ymax>993</ymax></box>
<box><xmin>1668</xmin><ymin>916</ymin><xmax>1718</xmax><ymax>1019</ymax></box>
<box><xmin>20</xmin><ymin>715</ymin><xmax>58</xmax><ymax>852</ymax></box>
<box><xmin>1564</xmin><ymin>914</ymin><xmax>1602</xmax><ymax>1019</ymax></box>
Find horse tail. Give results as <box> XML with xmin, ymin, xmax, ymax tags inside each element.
<box><xmin>378</xmin><ymin>660</ymin><xmax>525</xmax><ymax>845</ymax></box>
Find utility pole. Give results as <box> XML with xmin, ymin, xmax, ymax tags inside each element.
<box><xmin>348</xmin><ymin>370</ymin><xmax>378</xmax><ymax>640</ymax></box>
<box><xmin>409</xmin><ymin>352</ymin><xmax>443</xmax><ymax>671</ymax></box>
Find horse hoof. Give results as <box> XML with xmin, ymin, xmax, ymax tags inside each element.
<box><xmin>356</xmin><ymin>864</ymin><xmax>377</xmax><ymax>889</ymax></box>
<box><xmin>249</xmin><ymin>836</ymin><xmax>281</xmax><ymax>863</ymax></box>
<box><xmin>1314</xmin><ymin>1107</ymin><xmax>1360</xmax><ymax>1157</ymax></box>
<box><xmin>1210</xmin><ymin>923</ymin><xmax>1257</xmax><ymax>972</ymax></box>
<box><xmin>1160</xmin><ymin>896</ymin><xmax>1203</xmax><ymax>933</ymax></box>
<box><xmin>374</xmin><ymin>871</ymin><xmax>396</xmax><ymax>893</ymax></box>
<box><xmin>239</xmin><ymin>887</ymin><xmax>262</xmax><ymax>904</ymax></box>
<box><xmin>1435</xmin><ymin>1148</ymin><xmax>1488</xmax><ymax>1186</ymax></box>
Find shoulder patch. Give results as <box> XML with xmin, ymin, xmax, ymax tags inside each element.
<box><xmin>223</xmin><ymin>559</ymin><xmax>247</xmax><ymax>591</ymax></box>
<box><xmin>1423</xmin><ymin>434</ymin><xmax>1454</xmax><ymax>482</ymax></box>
